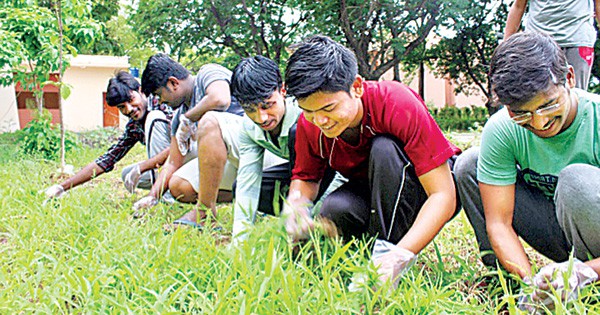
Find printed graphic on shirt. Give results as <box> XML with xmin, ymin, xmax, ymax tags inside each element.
<box><xmin>521</xmin><ymin>168</ymin><xmax>558</xmax><ymax>199</ymax></box>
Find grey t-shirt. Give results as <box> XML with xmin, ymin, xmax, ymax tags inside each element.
<box><xmin>171</xmin><ymin>63</ymin><xmax>243</xmax><ymax>136</ymax></box>
<box><xmin>525</xmin><ymin>0</ymin><xmax>596</xmax><ymax>47</ymax></box>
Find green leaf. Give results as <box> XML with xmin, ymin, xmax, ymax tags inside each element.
<box><xmin>60</xmin><ymin>83</ymin><xmax>71</xmax><ymax>99</ymax></box>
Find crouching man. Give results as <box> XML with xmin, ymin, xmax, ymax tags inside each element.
<box><xmin>230</xmin><ymin>55</ymin><xmax>338</xmax><ymax>241</ymax></box>
<box><xmin>282</xmin><ymin>36</ymin><xmax>461</xmax><ymax>287</ymax></box>
<box><xmin>43</xmin><ymin>71</ymin><xmax>172</xmax><ymax>200</ymax></box>
<box><xmin>134</xmin><ymin>54</ymin><xmax>244</xmax><ymax>230</ymax></box>
<box><xmin>454</xmin><ymin>32</ymin><xmax>600</xmax><ymax>310</ymax></box>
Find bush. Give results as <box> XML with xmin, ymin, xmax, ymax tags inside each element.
<box><xmin>429</xmin><ymin>106</ymin><xmax>489</xmax><ymax>131</ymax></box>
<box><xmin>16</xmin><ymin>109</ymin><xmax>78</xmax><ymax>160</ymax></box>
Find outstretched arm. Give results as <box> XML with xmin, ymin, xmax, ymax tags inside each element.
<box><xmin>138</xmin><ymin>147</ymin><xmax>170</xmax><ymax>173</ymax></box>
<box><xmin>58</xmin><ymin>162</ymin><xmax>105</xmax><ymax>191</ymax></box>
<box><xmin>504</xmin><ymin>0</ymin><xmax>528</xmax><ymax>40</ymax></box>
<box><xmin>283</xmin><ymin>179</ymin><xmax>321</xmax><ymax>240</ymax></box>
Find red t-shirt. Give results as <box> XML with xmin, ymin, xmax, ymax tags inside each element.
<box><xmin>292</xmin><ymin>80</ymin><xmax>460</xmax><ymax>181</ymax></box>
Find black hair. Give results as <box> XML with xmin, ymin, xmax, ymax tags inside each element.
<box><xmin>490</xmin><ymin>31</ymin><xmax>569</xmax><ymax>108</ymax></box>
<box><xmin>141</xmin><ymin>53</ymin><xmax>190</xmax><ymax>97</ymax></box>
<box><xmin>231</xmin><ymin>55</ymin><xmax>282</xmax><ymax>106</ymax></box>
<box><xmin>285</xmin><ymin>35</ymin><xmax>358</xmax><ymax>100</ymax></box>
<box><xmin>105</xmin><ymin>71</ymin><xmax>140</xmax><ymax>106</ymax></box>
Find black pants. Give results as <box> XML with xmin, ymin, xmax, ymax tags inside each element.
<box><xmin>318</xmin><ymin>135</ymin><xmax>460</xmax><ymax>243</ymax></box>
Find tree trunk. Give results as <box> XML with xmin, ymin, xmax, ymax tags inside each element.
<box><xmin>35</xmin><ymin>92</ymin><xmax>44</xmax><ymax>115</ymax></box>
<box><xmin>393</xmin><ymin>63</ymin><xmax>400</xmax><ymax>82</ymax></box>
<box><xmin>418</xmin><ymin>61</ymin><xmax>425</xmax><ymax>100</ymax></box>
<box><xmin>54</xmin><ymin>0</ymin><xmax>66</xmax><ymax>169</ymax></box>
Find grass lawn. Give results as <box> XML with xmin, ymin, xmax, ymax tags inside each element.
<box><xmin>0</xmin><ymin>129</ymin><xmax>598</xmax><ymax>314</ymax></box>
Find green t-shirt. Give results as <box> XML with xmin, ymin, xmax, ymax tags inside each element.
<box><xmin>478</xmin><ymin>88</ymin><xmax>600</xmax><ymax>198</ymax></box>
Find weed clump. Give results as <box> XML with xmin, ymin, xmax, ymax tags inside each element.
<box><xmin>16</xmin><ymin>109</ymin><xmax>77</xmax><ymax>160</ymax></box>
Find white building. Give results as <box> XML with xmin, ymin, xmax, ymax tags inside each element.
<box><xmin>0</xmin><ymin>55</ymin><xmax>130</xmax><ymax>132</ymax></box>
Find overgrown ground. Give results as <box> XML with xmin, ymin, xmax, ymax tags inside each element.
<box><xmin>0</xmin><ymin>130</ymin><xmax>598</xmax><ymax>314</ymax></box>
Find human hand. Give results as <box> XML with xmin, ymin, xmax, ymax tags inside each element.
<box><xmin>531</xmin><ymin>259</ymin><xmax>598</xmax><ymax>308</ymax></box>
<box><xmin>282</xmin><ymin>191</ymin><xmax>314</xmax><ymax>241</ymax></box>
<box><xmin>44</xmin><ymin>184</ymin><xmax>65</xmax><ymax>199</ymax></box>
<box><xmin>372</xmin><ymin>239</ymin><xmax>417</xmax><ymax>289</ymax></box>
<box><xmin>132</xmin><ymin>195</ymin><xmax>158</xmax><ymax>213</ymax></box>
<box><xmin>518</xmin><ymin>259</ymin><xmax>598</xmax><ymax>311</ymax></box>
<box><xmin>124</xmin><ymin>164</ymin><xmax>141</xmax><ymax>193</ymax></box>
<box><xmin>175</xmin><ymin>114</ymin><xmax>197</xmax><ymax>156</ymax></box>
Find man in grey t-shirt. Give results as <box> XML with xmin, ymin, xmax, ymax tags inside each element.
<box><xmin>504</xmin><ymin>0</ymin><xmax>600</xmax><ymax>89</ymax></box>
<box><xmin>135</xmin><ymin>53</ymin><xmax>244</xmax><ymax>231</ymax></box>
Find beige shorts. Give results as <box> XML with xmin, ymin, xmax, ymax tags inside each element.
<box><xmin>172</xmin><ymin>112</ymin><xmax>242</xmax><ymax>192</ymax></box>
<box><xmin>174</xmin><ymin>157</ymin><xmax>238</xmax><ymax>192</ymax></box>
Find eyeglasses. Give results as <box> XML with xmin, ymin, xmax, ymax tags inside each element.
<box><xmin>507</xmin><ymin>86</ymin><xmax>568</xmax><ymax>125</ymax></box>
<box><xmin>509</xmin><ymin>102</ymin><xmax>563</xmax><ymax>125</ymax></box>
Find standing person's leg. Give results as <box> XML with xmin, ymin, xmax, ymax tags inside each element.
<box><xmin>368</xmin><ymin>135</ymin><xmax>429</xmax><ymax>244</ymax></box>
<box><xmin>563</xmin><ymin>46</ymin><xmax>594</xmax><ymax>90</ymax></box>
<box><xmin>122</xmin><ymin>110</ymin><xmax>171</xmax><ymax>190</ymax></box>
<box><xmin>555</xmin><ymin>164</ymin><xmax>600</xmax><ymax>260</ymax></box>
<box><xmin>455</xmin><ymin>147</ymin><xmax>571</xmax><ymax>267</ymax></box>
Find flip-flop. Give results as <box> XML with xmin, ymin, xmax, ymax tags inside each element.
<box><xmin>168</xmin><ymin>219</ymin><xmax>223</xmax><ymax>233</ymax></box>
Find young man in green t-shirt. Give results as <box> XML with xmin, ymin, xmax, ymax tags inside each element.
<box><xmin>455</xmin><ymin>32</ymin><xmax>600</xmax><ymax>310</ymax></box>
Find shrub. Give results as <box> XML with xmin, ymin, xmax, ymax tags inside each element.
<box><xmin>16</xmin><ymin>109</ymin><xmax>78</xmax><ymax>160</ymax></box>
<box><xmin>429</xmin><ymin>106</ymin><xmax>489</xmax><ymax>131</ymax></box>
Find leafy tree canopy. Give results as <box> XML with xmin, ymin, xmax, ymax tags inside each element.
<box><xmin>0</xmin><ymin>1</ymin><xmax>100</xmax><ymax>88</ymax></box>
<box><xmin>430</xmin><ymin>0</ymin><xmax>508</xmax><ymax>113</ymax></box>
<box><xmin>0</xmin><ymin>0</ymin><xmax>100</xmax><ymax>112</ymax></box>
<box><xmin>130</xmin><ymin>0</ymin><xmax>453</xmax><ymax>80</ymax></box>
<box><xmin>131</xmin><ymin>0</ymin><xmax>308</xmax><ymax>67</ymax></box>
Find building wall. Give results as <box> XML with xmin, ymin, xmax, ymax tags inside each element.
<box><xmin>62</xmin><ymin>66</ymin><xmax>125</xmax><ymax>131</ymax></box>
<box><xmin>380</xmin><ymin>66</ymin><xmax>486</xmax><ymax>108</ymax></box>
<box><xmin>0</xmin><ymin>83</ymin><xmax>19</xmax><ymax>132</ymax></box>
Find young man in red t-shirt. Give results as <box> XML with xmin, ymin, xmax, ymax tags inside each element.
<box><xmin>283</xmin><ymin>35</ymin><xmax>461</xmax><ymax>286</ymax></box>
